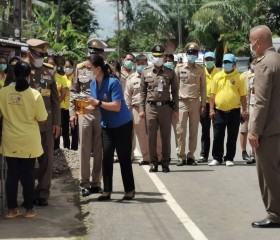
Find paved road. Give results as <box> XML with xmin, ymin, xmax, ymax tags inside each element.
<box><xmin>1</xmin><ymin>127</ymin><xmax>279</xmax><ymax>240</ymax></box>
<box><xmin>84</xmin><ymin>128</ymin><xmax>280</xmax><ymax>240</ymax></box>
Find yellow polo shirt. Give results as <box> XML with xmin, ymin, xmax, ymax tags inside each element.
<box><xmin>54</xmin><ymin>73</ymin><xmax>69</xmax><ymax>109</ymax></box>
<box><xmin>211</xmin><ymin>69</ymin><xmax>247</xmax><ymax>111</ymax></box>
<box><xmin>0</xmin><ymin>86</ymin><xmax>48</xmax><ymax>158</ymax></box>
<box><xmin>205</xmin><ymin>66</ymin><xmax>220</xmax><ymax>103</ymax></box>
<box><xmin>62</xmin><ymin>73</ymin><xmax>74</xmax><ymax>110</ymax></box>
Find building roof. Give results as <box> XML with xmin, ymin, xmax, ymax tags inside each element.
<box><xmin>0</xmin><ymin>38</ymin><xmax>28</xmax><ymax>47</ymax></box>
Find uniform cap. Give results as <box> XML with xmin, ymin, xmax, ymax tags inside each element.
<box><xmin>26</xmin><ymin>38</ymin><xmax>50</xmax><ymax>53</ymax></box>
<box><xmin>87</xmin><ymin>38</ymin><xmax>108</xmax><ymax>50</ymax></box>
<box><xmin>223</xmin><ymin>53</ymin><xmax>236</xmax><ymax>63</ymax></box>
<box><xmin>204</xmin><ymin>52</ymin><xmax>216</xmax><ymax>59</ymax></box>
<box><xmin>150</xmin><ymin>44</ymin><xmax>165</xmax><ymax>56</ymax></box>
<box><xmin>185</xmin><ymin>42</ymin><xmax>200</xmax><ymax>52</ymax></box>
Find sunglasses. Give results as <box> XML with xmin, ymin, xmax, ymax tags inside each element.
<box><xmin>187</xmin><ymin>50</ymin><xmax>198</xmax><ymax>54</ymax></box>
<box><xmin>31</xmin><ymin>50</ymin><xmax>46</xmax><ymax>58</ymax></box>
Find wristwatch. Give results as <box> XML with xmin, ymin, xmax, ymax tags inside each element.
<box><xmin>97</xmin><ymin>100</ymin><xmax>103</xmax><ymax>107</ymax></box>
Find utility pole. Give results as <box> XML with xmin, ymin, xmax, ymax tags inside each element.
<box><xmin>56</xmin><ymin>0</ymin><xmax>61</xmax><ymax>43</ymax></box>
<box><xmin>177</xmin><ymin>0</ymin><xmax>182</xmax><ymax>47</ymax></box>
<box><xmin>13</xmin><ymin>0</ymin><xmax>22</xmax><ymax>40</ymax></box>
<box><xmin>107</xmin><ymin>0</ymin><xmax>129</xmax><ymax>61</ymax></box>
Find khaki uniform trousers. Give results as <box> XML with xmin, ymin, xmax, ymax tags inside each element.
<box><xmin>35</xmin><ymin>131</ymin><xmax>54</xmax><ymax>199</ymax></box>
<box><xmin>132</xmin><ymin>106</ymin><xmax>162</xmax><ymax>161</ymax></box>
<box><xmin>255</xmin><ymin>134</ymin><xmax>280</xmax><ymax>223</ymax></box>
<box><xmin>146</xmin><ymin>103</ymin><xmax>172</xmax><ymax>166</ymax></box>
<box><xmin>79</xmin><ymin>111</ymin><xmax>102</xmax><ymax>188</ymax></box>
<box><xmin>177</xmin><ymin>98</ymin><xmax>200</xmax><ymax>160</ymax></box>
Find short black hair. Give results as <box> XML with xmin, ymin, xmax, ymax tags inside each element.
<box><xmin>135</xmin><ymin>54</ymin><xmax>147</xmax><ymax>62</ymax></box>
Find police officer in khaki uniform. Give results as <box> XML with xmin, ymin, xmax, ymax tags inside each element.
<box><xmin>26</xmin><ymin>39</ymin><xmax>61</xmax><ymax>206</ymax></box>
<box><xmin>139</xmin><ymin>44</ymin><xmax>179</xmax><ymax>173</ymax></box>
<box><xmin>69</xmin><ymin>38</ymin><xmax>106</xmax><ymax>197</ymax></box>
<box><xmin>176</xmin><ymin>42</ymin><xmax>206</xmax><ymax>166</ymax></box>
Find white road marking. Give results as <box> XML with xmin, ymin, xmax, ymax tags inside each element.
<box><xmin>143</xmin><ymin>165</ymin><xmax>208</xmax><ymax>240</ymax></box>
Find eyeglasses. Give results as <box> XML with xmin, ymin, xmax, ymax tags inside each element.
<box><xmin>31</xmin><ymin>50</ymin><xmax>46</xmax><ymax>58</ymax></box>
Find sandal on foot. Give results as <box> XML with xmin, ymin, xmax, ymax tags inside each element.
<box><xmin>6</xmin><ymin>210</ymin><xmax>22</xmax><ymax>218</ymax></box>
<box><xmin>24</xmin><ymin>209</ymin><xmax>37</xmax><ymax>218</ymax></box>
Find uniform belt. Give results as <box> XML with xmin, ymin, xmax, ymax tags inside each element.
<box><xmin>147</xmin><ymin>100</ymin><xmax>170</xmax><ymax>106</ymax></box>
<box><xmin>216</xmin><ymin>108</ymin><xmax>240</xmax><ymax>113</ymax></box>
<box><xmin>180</xmin><ymin>98</ymin><xmax>199</xmax><ymax>102</ymax></box>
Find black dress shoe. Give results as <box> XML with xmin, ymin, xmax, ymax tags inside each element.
<box><xmin>97</xmin><ymin>193</ymin><xmax>111</xmax><ymax>201</ymax></box>
<box><xmin>90</xmin><ymin>186</ymin><xmax>103</xmax><ymax>194</ymax></box>
<box><xmin>187</xmin><ymin>158</ymin><xmax>197</xmax><ymax>166</ymax></box>
<box><xmin>139</xmin><ymin>160</ymin><xmax>149</xmax><ymax>166</ymax></box>
<box><xmin>122</xmin><ymin>190</ymin><xmax>135</xmax><ymax>200</ymax></box>
<box><xmin>242</xmin><ymin>151</ymin><xmax>251</xmax><ymax>161</ymax></box>
<box><xmin>246</xmin><ymin>158</ymin><xmax>256</xmax><ymax>164</ymax></box>
<box><xmin>37</xmin><ymin>198</ymin><xmax>48</xmax><ymax>206</ymax></box>
<box><xmin>177</xmin><ymin>160</ymin><xmax>186</xmax><ymax>166</ymax></box>
<box><xmin>81</xmin><ymin>187</ymin><xmax>92</xmax><ymax>197</ymax></box>
<box><xmin>149</xmin><ymin>165</ymin><xmax>158</xmax><ymax>172</ymax></box>
<box><xmin>252</xmin><ymin>219</ymin><xmax>280</xmax><ymax>228</ymax></box>
<box><xmin>162</xmin><ymin>166</ymin><xmax>170</xmax><ymax>173</ymax></box>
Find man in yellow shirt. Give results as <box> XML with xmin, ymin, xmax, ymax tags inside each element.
<box><xmin>199</xmin><ymin>52</ymin><xmax>220</xmax><ymax>163</ymax></box>
<box><xmin>209</xmin><ymin>53</ymin><xmax>248</xmax><ymax>166</ymax></box>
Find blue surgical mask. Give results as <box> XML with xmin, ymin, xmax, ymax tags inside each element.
<box><xmin>223</xmin><ymin>63</ymin><xmax>234</xmax><ymax>72</ymax></box>
<box><xmin>204</xmin><ymin>61</ymin><xmax>215</xmax><ymax>69</ymax></box>
<box><xmin>124</xmin><ymin>60</ymin><xmax>134</xmax><ymax>70</ymax></box>
<box><xmin>0</xmin><ymin>63</ymin><xmax>7</xmax><ymax>72</ymax></box>
<box><xmin>187</xmin><ymin>55</ymin><xmax>197</xmax><ymax>63</ymax></box>
<box><xmin>136</xmin><ymin>65</ymin><xmax>146</xmax><ymax>73</ymax></box>
<box><xmin>164</xmin><ymin>62</ymin><xmax>174</xmax><ymax>69</ymax></box>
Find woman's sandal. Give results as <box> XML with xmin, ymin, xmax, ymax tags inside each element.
<box><xmin>24</xmin><ymin>209</ymin><xmax>37</xmax><ymax>218</ymax></box>
<box><xmin>6</xmin><ymin>209</ymin><xmax>22</xmax><ymax>218</ymax></box>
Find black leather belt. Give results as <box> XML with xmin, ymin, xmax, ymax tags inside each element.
<box><xmin>147</xmin><ymin>100</ymin><xmax>170</xmax><ymax>106</ymax></box>
<box><xmin>216</xmin><ymin>108</ymin><xmax>240</xmax><ymax>113</ymax></box>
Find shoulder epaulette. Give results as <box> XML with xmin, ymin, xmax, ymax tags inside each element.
<box><xmin>196</xmin><ymin>63</ymin><xmax>205</xmax><ymax>68</ymax></box>
<box><xmin>43</xmin><ymin>63</ymin><xmax>54</xmax><ymax>69</ymax></box>
<box><xmin>144</xmin><ymin>65</ymin><xmax>153</xmax><ymax>70</ymax></box>
<box><xmin>257</xmin><ymin>55</ymin><xmax>265</xmax><ymax>63</ymax></box>
<box><xmin>176</xmin><ymin>63</ymin><xmax>184</xmax><ymax>68</ymax></box>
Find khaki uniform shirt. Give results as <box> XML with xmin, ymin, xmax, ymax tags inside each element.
<box><xmin>124</xmin><ymin>71</ymin><xmax>141</xmax><ymax>110</ymax></box>
<box><xmin>175</xmin><ymin>63</ymin><xmax>206</xmax><ymax>106</ymax></box>
<box><xmin>120</xmin><ymin>67</ymin><xmax>134</xmax><ymax>91</ymax></box>
<box><xmin>140</xmin><ymin>65</ymin><xmax>179</xmax><ymax>112</ymax></box>
<box><xmin>29</xmin><ymin>63</ymin><xmax>61</xmax><ymax>132</ymax></box>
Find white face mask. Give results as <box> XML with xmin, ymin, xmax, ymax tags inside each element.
<box><xmin>64</xmin><ymin>67</ymin><xmax>74</xmax><ymax>75</ymax></box>
<box><xmin>33</xmin><ymin>58</ymin><xmax>44</xmax><ymax>68</ymax></box>
<box><xmin>153</xmin><ymin>57</ymin><xmax>164</xmax><ymax>67</ymax></box>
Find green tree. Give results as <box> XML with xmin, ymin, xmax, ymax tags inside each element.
<box><xmin>39</xmin><ymin>0</ymin><xmax>99</xmax><ymax>34</ymax></box>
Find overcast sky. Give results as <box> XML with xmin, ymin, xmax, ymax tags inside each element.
<box><xmin>91</xmin><ymin>0</ymin><xmax>117</xmax><ymax>40</ymax></box>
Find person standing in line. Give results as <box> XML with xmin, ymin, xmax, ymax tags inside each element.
<box><xmin>0</xmin><ymin>56</ymin><xmax>7</xmax><ymax>88</ymax></box>
<box><xmin>139</xmin><ymin>44</ymin><xmax>179</xmax><ymax>173</ymax></box>
<box><xmin>239</xmin><ymin>56</ymin><xmax>257</xmax><ymax>164</ymax></box>
<box><xmin>209</xmin><ymin>53</ymin><xmax>248</xmax><ymax>167</ymax></box>
<box><xmin>120</xmin><ymin>53</ymin><xmax>135</xmax><ymax>91</ymax></box>
<box><xmin>198</xmin><ymin>52</ymin><xmax>219</xmax><ymax>163</ymax></box>
<box><xmin>70</xmin><ymin>38</ymin><xmax>106</xmax><ymax>197</ymax></box>
<box><xmin>47</xmin><ymin>57</ymin><xmax>69</xmax><ymax>150</ymax></box>
<box><xmin>26</xmin><ymin>39</ymin><xmax>61</xmax><ymax>206</ymax></box>
<box><xmin>1</xmin><ymin>61</ymin><xmax>47</xmax><ymax>218</ymax></box>
<box><xmin>249</xmin><ymin>25</ymin><xmax>280</xmax><ymax>228</ymax></box>
<box><xmin>164</xmin><ymin>53</ymin><xmax>178</xmax><ymax>152</ymax></box>
<box><xmin>176</xmin><ymin>42</ymin><xmax>206</xmax><ymax>166</ymax></box>
<box><xmin>87</xmin><ymin>54</ymin><xmax>135</xmax><ymax>201</ymax></box>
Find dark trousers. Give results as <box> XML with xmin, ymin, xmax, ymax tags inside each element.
<box><xmin>70</xmin><ymin>124</ymin><xmax>79</xmax><ymax>150</ymax></box>
<box><xmin>200</xmin><ymin>103</ymin><xmax>211</xmax><ymax>158</ymax></box>
<box><xmin>102</xmin><ymin>120</ymin><xmax>135</xmax><ymax>193</ymax></box>
<box><xmin>55</xmin><ymin>109</ymin><xmax>70</xmax><ymax>150</ymax></box>
<box><xmin>212</xmin><ymin>108</ymin><xmax>240</xmax><ymax>162</ymax></box>
<box><xmin>6</xmin><ymin>157</ymin><xmax>36</xmax><ymax>209</ymax></box>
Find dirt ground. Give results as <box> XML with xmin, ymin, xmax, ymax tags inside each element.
<box><xmin>0</xmin><ymin>169</ymin><xmax>91</xmax><ymax>240</ymax></box>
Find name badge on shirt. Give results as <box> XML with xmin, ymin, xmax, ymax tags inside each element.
<box><xmin>157</xmin><ymin>80</ymin><xmax>163</xmax><ymax>92</ymax></box>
